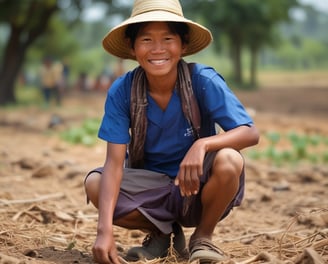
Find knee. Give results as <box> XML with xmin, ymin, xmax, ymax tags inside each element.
<box><xmin>84</xmin><ymin>172</ymin><xmax>101</xmax><ymax>208</ymax></box>
<box><xmin>211</xmin><ymin>148</ymin><xmax>244</xmax><ymax>185</ymax></box>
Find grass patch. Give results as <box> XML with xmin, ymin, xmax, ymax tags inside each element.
<box><xmin>245</xmin><ymin>131</ymin><xmax>328</xmax><ymax>167</ymax></box>
<box><xmin>15</xmin><ymin>85</ymin><xmax>43</xmax><ymax>107</ymax></box>
<box><xmin>60</xmin><ymin>118</ymin><xmax>101</xmax><ymax>146</ymax></box>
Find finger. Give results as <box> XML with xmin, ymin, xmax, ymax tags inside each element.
<box><xmin>93</xmin><ymin>248</ymin><xmax>110</xmax><ymax>264</ymax></box>
<box><xmin>174</xmin><ymin>177</ymin><xmax>179</xmax><ymax>186</ymax></box>
<box><xmin>198</xmin><ymin>163</ymin><xmax>203</xmax><ymax>177</ymax></box>
<box><xmin>183</xmin><ymin>166</ymin><xmax>193</xmax><ymax>197</ymax></box>
<box><xmin>109</xmin><ymin>255</ymin><xmax>121</xmax><ymax>264</ymax></box>
<box><xmin>190</xmin><ymin>169</ymin><xmax>199</xmax><ymax>195</ymax></box>
<box><xmin>108</xmin><ymin>250</ymin><xmax>121</xmax><ymax>264</ymax></box>
<box><xmin>189</xmin><ymin>163</ymin><xmax>202</xmax><ymax>195</ymax></box>
<box><xmin>177</xmin><ymin>168</ymin><xmax>186</xmax><ymax>197</ymax></box>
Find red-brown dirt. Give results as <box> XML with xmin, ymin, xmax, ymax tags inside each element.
<box><xmin>0</xmin><ymin>86</ymin><xmax>327</xmax><ymax>264</ymax></box>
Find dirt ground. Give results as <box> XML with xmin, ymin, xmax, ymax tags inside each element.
<box><xmin>0</xmin><ymin>85</ymin><xmax>327</xmax><ymax>264</ymax></box>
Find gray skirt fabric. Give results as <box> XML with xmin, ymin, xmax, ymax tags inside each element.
<box><xmin>85</xmin><ymin>152</ymin><xmax>245</xmax><ymax>234</ymax></box>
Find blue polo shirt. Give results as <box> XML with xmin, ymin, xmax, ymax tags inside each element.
<box><xmin>98</xmin><ymin>63</ymin><xmax>253</xmax><ymax>177</ymax></box>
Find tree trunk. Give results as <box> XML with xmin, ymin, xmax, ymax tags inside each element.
<box><xmin>0</xmin><ymin>2</ymin><xmax>58</xmax><ymax>105</ymax></box>
<box><xmin>231</xmin><ymin>41</ymin><xmax>243</xmax><ymax>85</ymax></box>
<box><xmin>250</xmin><ymin>47</ymin><xmax>258</xmax><ymax>88</ymax></box>
<box><xmin>0</xmin><ymin>27</ymin><xmax>26</xmax><ymax>104</ymax></box>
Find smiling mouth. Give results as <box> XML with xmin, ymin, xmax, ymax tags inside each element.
<box><xmin>149</xmin><ymin>59</ymin><xmax>168</xmax><ymax>65</ymax></box>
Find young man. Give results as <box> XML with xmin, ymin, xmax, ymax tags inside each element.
<box><xmin>84</xmin><ymin>0</ymin><xmax>260</xmax><ymax>263</ymax></box>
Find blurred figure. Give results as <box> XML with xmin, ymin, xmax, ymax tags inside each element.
<box><xmin>93</xmin><ymin>60</ymin><xmax>126</xmax><ymax>93</ymax></box>
<box><xmin>60</xmin><ymin>58</ymin><xmax>70</xmax><ymax>93</ymax></box>
<box><xmin>93</xmin><ymin>71</ymin><xmax>112</xmax><ymax>92</ymax></box>
<box><xmin>112</xmin><ymin>58</ymin><xmax>126</xmax><ymax>80</ymax></box>
<box><xmin>39</xmin><ymin>56</ymin><xmax>63</xmax><ymax>107</ymax></box>
<box><xmin>75</xmin><ymin>72</ymin><xmax>92</xmax><ymax>92</ymax></box>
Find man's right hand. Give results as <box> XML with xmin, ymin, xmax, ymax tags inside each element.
<box><xmin>92</xmin><ymin>232</ymin><xmax>120</xmax><ymax>264</ymax></box>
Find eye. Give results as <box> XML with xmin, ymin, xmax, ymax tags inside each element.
<box><xmin>164</xmin><ymin>34</ymin><xmax>177</xmax><ymax>41</ymax></box>
<box><xmin>141</xmin><ymin>37</ymin><xmax>151</xmax><ymax>42</ymax></box>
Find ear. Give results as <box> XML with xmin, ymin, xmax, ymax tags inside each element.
<box><xmin>181</xmin><ymin>43</ymin><xmax>188</xmax><ymax>55</ymax></box>
<box><xmin>126</xmin><ymin>38</ymin><xmax>136</xmax><ymax>57</ymax></box>
<box><xmin>130</xmin><ymin>48</ymin><xmax>136</xmax><ymax>57</ymax></box>
<box><xmin>181</xmin><ymin>34</ymin><xmax>189</xmax><ymax>55</ymax></box>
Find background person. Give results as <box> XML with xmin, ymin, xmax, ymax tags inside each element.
<box><xmin>39</xmin><ymin>56</ymin><xmax>62</xmax><ymax>107</ymax></box>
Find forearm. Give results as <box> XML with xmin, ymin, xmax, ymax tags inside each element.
<box><xmin>200</xmin><ymin>125</ymin><xmax>259</xmax><ymax>152</ymax></box>
<box><xmin>97</xmin><ymin>164</ymin><xmax>123</xmax><ymax>233</ymax></box>
<box><xmin>96</xmin><ymin>143</ymin><xmax>126</xmax><ymax>234</ymax></box>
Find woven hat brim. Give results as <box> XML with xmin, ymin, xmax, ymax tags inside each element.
<box><xmin>102</xmin><ymin>10</ymin><xmax>213</xmax><ymax>60</ymax></box>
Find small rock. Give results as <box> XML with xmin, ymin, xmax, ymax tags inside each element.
<box><xmin>297</xmin><ymin>211</ymin><xmax>328</xmax><ymax>227</ymax></box>
<box><xmin>13</xmin><ymin>158</ymin><xmax>39</xmax><ymax>170</ymax></box>
<box><xmin>31</xmin><ymin>165</ymin><xmax>55</xmax><ymax>178</ymax></box>
<box><xmin>23</xmin><ymin>249</ymin><xmax>38</xmax><ymax>258</ymax></box>
<box><xmin>65</xmin><ymin>169</ymin><xmax>83</xmax><ymax>179</ymax></box>
<box><xmin>296</xmin><ymin>169</ymin><xmax>323</xmax><ymax>183</ymax></box>
<box><xmin>48</xmin><ymin>114</ymin><xmax>63</xmax><ymax>128</ymax></box>
<box><xmin>272</xmin><ymin>180</ymin><xmax>290</xmax><ymax>192</ymax></box>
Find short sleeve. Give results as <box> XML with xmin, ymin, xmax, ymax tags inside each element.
<box><xmin>98</xmin><ymin>73</ymin><xmax>133</xmax><ymax>143</ymax></box>
<box><xmin>192</xmin><ymin>65</ymin><xmax>253</xmax><ymax>131</ymax></box>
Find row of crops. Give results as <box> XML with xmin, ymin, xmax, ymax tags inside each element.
<box><xmin>60</xmin><ymin>119</ymin><xmax>328</xmax><ymax>166</ymax></box>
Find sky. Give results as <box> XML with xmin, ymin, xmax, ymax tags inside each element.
<box><xmin>299</xmin><ymin>0</ymin><xmax>328</xmax><ymax>12</ymax></box>
<box><xmin>82</xmin><ymin>0</ymin><xmax>328</xmax><ymax>22</ymax></box>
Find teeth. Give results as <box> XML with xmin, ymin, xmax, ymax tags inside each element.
<box><xmin>150</xmin><ymin>59</ymin><xmax>167</xmax><ymax>65</ymax></box>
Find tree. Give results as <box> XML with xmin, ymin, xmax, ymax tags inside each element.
<box><xmin>184</xmin><ymin>0</ymin><xmax>249</xmax><ymax>84</ymax></box>
<box><xmin>0</xmin><ymin>0</ymin><xmax>115</xmax><ymax>105</ymax></box>
<box><xmin>182</xmin><ymin>0</ymin><xmax>298</xmax><ymax>87</ymax></box>
<box><xmin>0</xmin><ymin>0</ymin><xmax>59</xmax><ymax>104</ymax></box>
<box><xmin>245</xmin><ymin>0</ymin><xmax>298</xmax><ymax>87</ymax></box>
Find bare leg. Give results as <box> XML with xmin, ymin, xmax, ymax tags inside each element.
<box><xmin>85</xmin><ymin>172</ymin><xmax>187</xmax><ymax>260</ymax></box>
<box><xmin>84</xmin><ymin>172</ymin><xmax>158</xmax><ymax>231</ymax></box>
<box><xmin>190</xmin><ymin>148</ymin><xmax>244</xmax><ymax>241</ymax></box>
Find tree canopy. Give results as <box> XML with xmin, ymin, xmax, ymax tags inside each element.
<box><xmin>182</xmin><ymin>0</ymin><xmax>298</xmax><ymax>86</ymax></box>
<box><xmin>0</xmin><ymin>0</ymin><xmax>327</xmax><ymax>105</ymax></box>
<box><xmin>0</xmin><ymin>0</ymin><xmax>113</xmax><ymax>104</ymax></box>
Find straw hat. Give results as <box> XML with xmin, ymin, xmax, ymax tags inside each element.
<box><xmin>102</xmin><ymin>0</ymin><xmax>213</xmax><ymax>60</ymax></box>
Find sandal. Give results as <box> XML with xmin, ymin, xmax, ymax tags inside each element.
<box><xmin>189</xmin><ymin>237</ymin><xmax>226</xmax><ymax>263</ymax></box>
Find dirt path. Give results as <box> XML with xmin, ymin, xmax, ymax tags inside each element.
<box><xmin>0</xmin><ymin>87</ymin><xmax>327</xmax><ymax>263</ymax></box>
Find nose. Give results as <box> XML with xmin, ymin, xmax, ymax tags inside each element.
<box><xmin>151</xmin><ymin>40</ymin><xmax>165</xmax><ymax>53</ymax></box>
